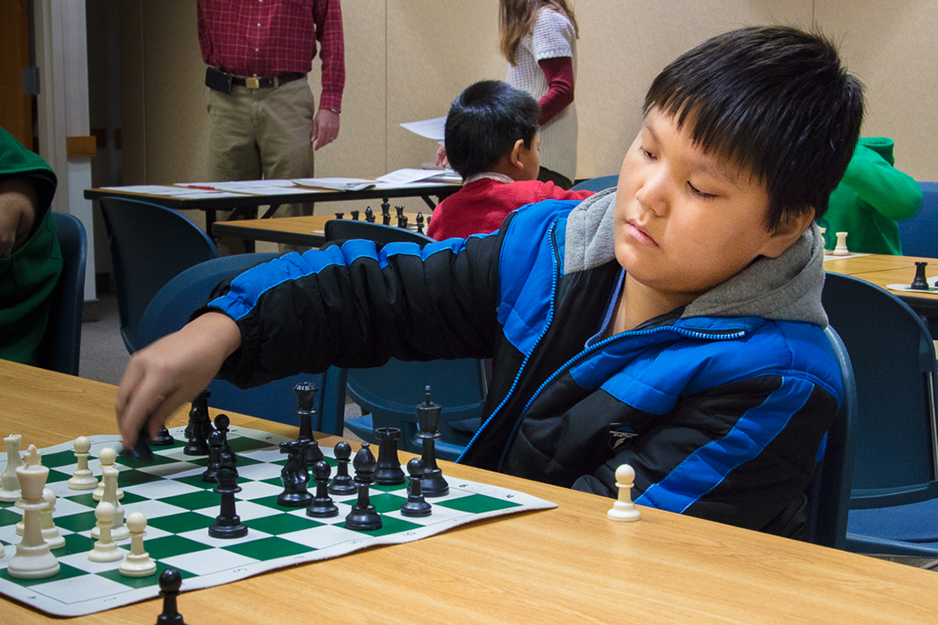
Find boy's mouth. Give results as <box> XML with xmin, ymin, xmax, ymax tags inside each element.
<box><xmin>626</xmin><ymin>220</ymin><xmax>659</xmax><ymax>247</ymax></box>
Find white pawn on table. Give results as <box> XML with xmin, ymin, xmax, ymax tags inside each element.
<box><xmin>92</xmin><ymin>465</ymin><xmax>129</xmax><ymax>541</ymax></box>
<box><xmin>89</xmin><ymin>501</ymin><xmax>124</xmax><ymax>563</ymax></box>
<box><xmin>68</xmin><ymin>436</ymin><xmax>98</xmax><ymax>490</ymax></box>
<box><xmin>607</xmin><ymin>464</ymin><xmax>642</xmax><ymax>523</ymax></box>
<box><xmin>119</xmin><ymin>512</ymin><xmax>157</xmax><ymax>577</ymax></box>
<box><xmin>92</xmin><ymin>446</ymin><xmax>124</xmax><ymax>501</ymax></box>
<box><xmin>0</xmin><ymin>433</ymin><xmax>23</xmax><ymax>502</ymax></box>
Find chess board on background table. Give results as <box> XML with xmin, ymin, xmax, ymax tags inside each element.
<box><xmin>0</xmin><ymin>426</ymin><xmax>555</xmax><ymax>617</ymax></box>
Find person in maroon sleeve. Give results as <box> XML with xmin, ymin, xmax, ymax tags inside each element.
<box><xmin>198</xmin><ymin>0</ymin><xmax>345</xmax><ymax>249</ymax></box>
<box><xmin>427</xmin><ymin>81</ymin><xmax>593</xmax><ymax>241</ymax></box>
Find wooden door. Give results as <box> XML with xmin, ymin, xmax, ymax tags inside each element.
<box><xmin>0</xmin><ymin>1</ymin><xmax>33</xmax><ymax>150</ymax></box>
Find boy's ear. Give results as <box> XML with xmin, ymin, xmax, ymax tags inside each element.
<box><xmin>759</xmin><ymin>207</ymin><xmax>817</xmax><ymax>258</ymax></box>
<box><xmin>508</xmin><ymin>139</ymin><xmax>527</xmax><ymax>171</ymax></box>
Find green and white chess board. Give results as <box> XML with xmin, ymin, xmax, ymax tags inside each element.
<box><xmin>0</xmin><ymin>426</ymin><xmax>556</xmax><ymax>617</ymax></box>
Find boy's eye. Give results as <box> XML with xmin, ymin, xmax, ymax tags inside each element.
<box><xmin>640</xmin><ymin>146</ymin><xmax>656</xmax><ymax>160</ymax></box>
<box><xmin>688</xmin><ymin>182</ymin><xmax>716</xmax><ymax>199</ymax></box>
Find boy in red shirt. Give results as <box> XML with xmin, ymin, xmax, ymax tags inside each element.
<box><xmin>427</xmin><ymin>80</ymin><xmax>593</xmax><ymax>240</ymax></box>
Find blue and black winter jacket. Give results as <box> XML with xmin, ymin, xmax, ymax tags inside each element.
<box><xmin>203</xmin><ymin>189</ymin><xmax>842</xmax><ymax>536</ymax></box>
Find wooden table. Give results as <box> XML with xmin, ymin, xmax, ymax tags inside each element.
<box><xmin>824</xmin><ymin>253</ymin><xmax>938</xmax><ymax>315</ymax></box>
<box><xmin>1</xmin><ymin>361</ymin><xmax>936</xmax><ymax>623</ymax></box>
<box><xmin>212</xmin><ymin>213</ymin><xmax>424</xmax><ymax>248</ymax></box>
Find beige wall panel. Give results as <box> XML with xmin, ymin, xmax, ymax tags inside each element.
<box><xmin>386</xmin><ymin>0</ymin><xmax>503</xmax><ymax>174</ymax></box>
<box><xmin>142</xmin><ymin>1</ymin><xmax>206</xmax><ymax>185</ymax></box>
<box><xmin>118</xmin><ymin>0</ymin><xmax>145</xmax><ymax>185</ymax></box>
<box><xmin>575</xmin><ymin>0</ymin><xmax>812</xmax><ymax>180</ymax></box>
<box><xmin>815</xmin><ymin>0</ymin><xmax>938</xmax><ymax>181</ymax></box>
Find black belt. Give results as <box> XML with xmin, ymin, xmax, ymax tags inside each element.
<box><xmin>230</xmin><ymin>72</ymin><xmax>306</xmax><ymax>89</ymax></box>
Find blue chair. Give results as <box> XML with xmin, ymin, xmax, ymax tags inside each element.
<box><xmin>571</xmin><ymin>175</ymin><xmax>619</xmax><ymax>192</ymax></box>
<box><xmin>822</xmin><ymin>272</ymin><xmax>938</xmax><ymax>555</ymax></box>
<box><xmin>136</xmin><ymin>253</ymin><xmax>345</xmax><ymax>432</ymax></box>
<box><xmin>99</xmin><ymin>197</ymin><xmax>219</xmax><ymax>353</ymax></box>
<box><xmin>897</xmin><ymin>181</ymin><xmax>938</xmax><ymax>258</ymax></box>
<box><xmin>37</xmin><ymin>213</ymin><xmax>87</xmax><ymax>376</ymax></box>
<box><xmin>323</xmin><ymin>220</ymin><xmax>489</xmax><ymax>459</ymax></box>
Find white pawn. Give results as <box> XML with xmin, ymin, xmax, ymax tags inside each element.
<box><xmin>89</xmin><ymin>501</ymin><xmax>123</xmax><ymax>563</ymax></box>
<box><xmin>68</xmin><ymin>437</ymin><xmax>98</xmax><ymax>490</ymax></box>
<box><xmin>40</xmin><ymin>488</ymin><xmax>66</xmax><ymax>550</ymax></box>
<box><xmin>607</xmin><ymin>464</ymin><xmax>642</xmax><ymax>523</ymax></box>
<box><xmin>0</xmin><ymin>433</ymin><xmax>23</xmax><ymax>502</ymax></box>
<box><xmin>119</xmin><ymin>512</ymin><xmax>156</xmax><ymax>577</ymax></box>
<box><xmin>92</xmin><ymin>467</ymin><xmax>128</xmax><ymax>541</ymax></box>
<box><xmin>832</xmin><ymin>231</ymin><xmax>849</xmax><ymax>256</ymax></box>
<box><xmin>92</xmin><ymin>447</ymin><xmax>123</xmax><ymax>501</ymax></box>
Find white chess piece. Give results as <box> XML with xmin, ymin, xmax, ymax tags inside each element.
<box><xmin>832</xmin><ymin>231</ymin><xmax>850</xmax><ymax>256</ymax></box>
<box><xmin>607</xmin><ymin>464</ymin><xmax>642</xmax><ymax>523</ymax></box>
<box><xmin>0</xmin><ymin>433</ymin><xmax>23</xmax><ymax>502</ymax></box>
<box><xmin>8</xmin><ymin>445</ymin><xmax>59</xmax><ymax>579</ymax></box>
<box><xmin>40</xmin><ymin>488</ymin><xmax>66</xmax><ymax>550</ymax></box>
<box><xmin>88</xmin><ymin>501</ymin><xmax>123</xmax><ymax>563</ymax></box>
<box><xmin>68</xmin><ymin>437</ymin><xmax>98</xmax><ymax>490</ymax></box>
<box><xmin>119</xmin><ymin>512</ymin><xmax>157</xmax><ymax>577</ymax></box>
<box><xmin>92</xmin><ymin>447</ymin><xmax>123</xmax><ymax>501</ymax></box>
<box><xmin>92</xmin><ymin>467</ymin><xmax>128</xmax><ymax>541</ymax></box>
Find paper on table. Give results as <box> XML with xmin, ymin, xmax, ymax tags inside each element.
<box><xmin>101</xmin><ymin>185</ymin><xmax>198</xmax><ymax>196</ymax></box>
<box><xmin>376</xmin><ymin>168</ymin><xmax>461</xmax><ymax>186</ymax></box>
<box><xmin>293</xmin><ymin>177</ymin><xmax>377</xmax><ymax>191</ymax></box>
<box><xmin>400</xmin><ymin>116</ymin><xmax>446</xmax><ymax>142</ymax></box>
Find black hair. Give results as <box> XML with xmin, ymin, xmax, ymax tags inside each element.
<box><xmin>644</xmin><ymin>26</ymin><xmax>864</xmax><ymax>230</ymax></box>
<box><xmin>444</xmin><ymin>80</ymin><xmax>540</xmax><ymax>179</ymax></box>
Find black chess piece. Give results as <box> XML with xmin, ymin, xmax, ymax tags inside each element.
<box><xmin>400</xmin><ymin>457</ymin><xmax>432</xmax><ymax>518</ymax></box>
<box><xmin>155</xmin><ymin>568</ymin><xmax>187</xmax><ymax>625</ymax></box>
<box><xmin>307</xmin><ymin>460</ymin><xmax>339</xmax><ymax>518</ymax></box>
<box><xmin>416</xmin><ymin>386</ymin><xmax>449</xmax><ymax>497</ymax></box>
<box><xmin>335</xmin><ymin>212</ymin><xmax>345</xmax><ymax>219</ymax></box>
<box><xmin>382</xmin><ymin>210</ymin><xmax>391</xmax><ymax>226</ymax></box>
<box><xmin>150</xmin><ymin>426</ymin><xmax>175</xmax><ymax>447</ymax></box>
<box><xmin>293</xmin><ymin>382</ymin><xmax>325</xmax><ymax>465</ymax></box>
<box><xmin>350</xmin><ymin>209</ymin><xmax>360</xmax><ymax>221</ymax></box>
<box><xmin>399</xmin><ymin>216</ymin><xmax>409</xmax><ymax>230</ymax></box>
<box><xmin>381</xmin><ymin>198</ymin><xmax>391</xmax><ymax>216</ymax></box>
<box><xmin>374</xmin><ymin>427</ymin><xmax>406</xmax><ymax>485</ymax></box>
<box><xmin>328</xmin><ymin>441</ymin><xmax>358</xmax><ymax>495</ymax></box>
<box><xmin>365</xmin><ymin>206</ymin><xmax>375</xmax><ymax>223</ymax></box>
<box><xmin>415</xmin><ymin>212</ymin><xmax>425</xmax><ymax>234</ymax></box>
<box><xmin>344</xmin><ymin>443</ymin><xmax>382</xmax><ymax>531</ymax></box>
<box><xmin>278</xmin><ymin>440</ymin><xmax>313</xmax><ymax>507</ymax></box>
<box><xmin>911</xmin><ymin>261</ymin><xmax>930</xmax><ymax>290</ymax></box>
<box><xmin>121</xmin><ymin>425</ymin><xmax>154</xmax><ymax>461</ymax></box>
<box><xmin>202</xmin><ymin>430</ymin><xmax>224</xmax><ymax>483</ymax></box>
<box><xmin>394</xmin><ymin>205</ymin><xmax>405</xmax><ymax>220</ymax></box>
<box><xmin>213</xmin><ymin>414</ymin><xmax>237</xmax><ymax>466</ymax></box>
<box><xmin>209</xmin><ymin>465</ymin><xmax>248</xmax><ymax>538</ymax></box>
<box><xmin>184</xmin><ymin>389</ymin><xmax>212</xmax><ymax>456</ymax></box>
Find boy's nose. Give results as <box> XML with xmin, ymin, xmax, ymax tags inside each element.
<box><xmin>635</xmin><ymin>171</ymin><xmax>670</xmax><ymax>216</ymax></box>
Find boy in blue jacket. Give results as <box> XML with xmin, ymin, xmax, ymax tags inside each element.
<box><xmin>116</xmin><ymin>26</ymin><xmax>863</xmax><ymax>537</ymax></box>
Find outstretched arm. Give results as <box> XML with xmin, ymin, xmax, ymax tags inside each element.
<box><xmin>0</xmin><ymin>176</ymin><xmax>39</xmax><ymax>257</ymax></box>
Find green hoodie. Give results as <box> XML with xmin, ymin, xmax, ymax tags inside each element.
<box><xmin>818</xmin><ymin>137</ymin><xmax>922</xmax><ymax>255</ymax></box>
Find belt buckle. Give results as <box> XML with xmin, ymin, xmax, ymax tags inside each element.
<box><xmin>246</xmin><ymin>77</ymin><xmax>261</xmax><ymax>89</ymax></box>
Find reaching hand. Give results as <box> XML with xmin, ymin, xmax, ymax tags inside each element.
<box><xmin>435</xmin><ymin>145</ymin><xmax>449</xmax><ymax>168</ymax></box>
<box><xmin>311</xmin><ymin>109</ymin><xmax>340</xmax><ymax>151</ymax></box>
<box><xmin>0</xmin><ymin>177</ymin><xmax>39</xmax><ymax>257</ymax></box>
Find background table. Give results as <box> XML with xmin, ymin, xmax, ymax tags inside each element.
<box><xmin>212</xmin><ymin>214</ymin><xmax>423</xmax><ymax>248</ymax></box>
<box><xmin>824</xmin><ymin>253</ymin><xmax>938</xmax><ymax>315</ymax></box>
<box><xmin>1</xmin><ymin>360</ymin><xmax>936</xmax><ymax>624</ymax></box>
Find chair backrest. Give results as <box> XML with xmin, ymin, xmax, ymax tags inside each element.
<box><xmin>323</xmin><ymin>219</ymin><xmax>434</xmax><ymax>246</ymax></box>
<box><xmin>137</xmin><ymin>253</ymin><xmax>345</xmax><ymax>432</ymax></box>
<box><xmin>804</xmin><ymin>326</ymin><xmax>857</xmax><ymax>550</ymax></box>
<box><xmin>821</xmin><ymin>272</ymin><xmax>938</xmax><ymax>508</ymax></box>
<box><xmin>897</xmin><ymin>181</ymin><xmax>938</xmax><ymax>258</ymax></box>
<box><xmin>571</xmin><ymin>175</ymin><xmax>619</xmax><ymax>192</ymax></box>
<box><xmin>99</xmin><ymin>196</ymin><xmax>219</xmax><ymax>353</ymax></box>
<box><xmin>38</xmin><ymin>213</ymin><xmax>87</xmax><ymax>376</ymax></box>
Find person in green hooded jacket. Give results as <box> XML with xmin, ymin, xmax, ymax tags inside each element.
<box><xmin>818</xmin><ymin>136</ymin><xmax>922</xmax><ymax>255</ymax></box>
<box><xmin>0</xmin><ymin>126</ymin><xmax>62</xmax><ymax>366</ymax></box>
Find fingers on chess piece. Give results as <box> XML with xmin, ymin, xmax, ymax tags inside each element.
<box><xmin>68</xmin><ymin>436</ymin><xmax>98</xmax><ymax>490</ymax></box>
<box><xmin>183</xmin><ymin>389</ymin><xmax>212</xmax><ymax>456</ymax></box>
<box><xmin>911</xmin><ymin>261</ymin><xmax>930</xmax><ymax>290</ymax></box>
<box><xmin>607</xmin><ymin>464</ymin><xmax>641</xmax><ymax>523</ymax></box>
<box><xmin>400</xmin><ymin>458</ymin><xmax>432</xmax><ymax>518</ymax></box>
<box><xmin>156</xmin><ymin>568</ymin><xmax>188</xmax><ymax>625</ymax></box>
<box><xmin>120</xmin><ymin>511</ymin><xmax>157</xmax><ymax>577</ymax></box>
<box><xmin>0</xmin><ymin>433</ymin><xmax>23</xmax><ymax>502</ymax></box>
<box><xmin>307</xmin><ymin>460</ymin><xmax>339</xmax><ymax>518</ymax></box>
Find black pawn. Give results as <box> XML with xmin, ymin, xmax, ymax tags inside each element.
<box><xmin>400</xmin><ymin>458</ymin><xmax>432</xmax><ymax>518</ymax></box>
<box><xmin>415</xmin><ymin>212</ymin><xmax>425</xmax><ymax>234</ymax></box>
<box><xmin>202</xmin><ymin>430</ymin><xmax>224</xmax><ymax>483</ymax></box>
<box><xmin>294</xmin><ymin>382</ymin><xmax>324</xmax><ymax>465</ymax></box>
<box><xmin>150</xmin><ymin>426</ymin><xmax>175</xmax><ymax>447</ymax></box>
<box><xmin>209</xmin><ymin>465</ymin><xmax>248</xmax><ymax>538</ymax></box>
<box><xmin>374</xmin><ymin>427</ymin><xmax>406</xmax><ymax>486</ymax></box>
<box><xmin>277</xmin><ymin>440</ymin><xmax>312</xmax><ymax>507</ymax></box>
<box><xmin>214</xmin><ymin>414</ymin><xmax>237</xmax><ymax>466</ymax></box>
<box><xmin>350</xmin><ymin>209</ymin><xmax>360</xmax><ymax>221</ymax></box>
<box><xmin>155</xmin><ymin>568</ymin><xmax>187</xmax><ymax>625</ymax></box>
<box><xmin>307</xmin><ymin>460</ymin><xmax>339</xmax><ymax>518</ymax></box>
<box><xmin>365</xmin><ymin>206</ymin><xmax>375</xmax><ymax>223</ymax></box>
<box><xmin>416</xmin><ymin>387</ymin><xmax>449</xmax><ymax>497</ymax></box>
<box><xmin>345</xmin><ymin>443</ymin><xmax>382</xmax><ymax>531</ymax></box>
<box><xmin>911</xmin><ymin>261</ymin><xmax>930</xmax><ymax>290</ymax></box>
<box><xmin>184</xmin><ymin>389</ymin><xmax>212</xmax><ymax>455</ymax></box>
<box><xmin>335</xmin><ymin>212</ymin><xmax>345</xmax><ymax>219</ymax></box>
<box><xmin>328</xmin><ymin>441</ymin><xmax>358</xmax><ymax>495</ymax></box>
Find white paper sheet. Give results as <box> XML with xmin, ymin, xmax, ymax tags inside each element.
<box><xmin>400</xmin><ymin>116</ymin><xmax>447</xmax><ymax>141</ymax></box>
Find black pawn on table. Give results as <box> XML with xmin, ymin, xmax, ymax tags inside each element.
<box><xmin>416</xmin><ymin>386</ymin><xmax>449</xmax><ymax>497</ymax></box>
<box><xmin>214</xmin><ymin>414</ymin><xmax>237</xmax><ymax>466</ymax></box>
<box><xmin>307</xmin><ymin>460</ymin><xmax>339</xmax><ymax>518</ymax></box>
<box><xmin>911</xmin><ymin>261</ymin><xmax>930</xmax><ymax>290</ymax></box>
<box><xmin>344</xmin><ymin>443</ymin><xmax>382</xmax><ymax>531</ymax></box>
<box><xmin>202</xmin><ymin>430</ymin><xmax>224</xmax><ymax>483</ymax></box>
<box><xmin>415</xmin><ymin>212</ymin><xmax>425</xmax><ymax>234</ymax></box>
<box><xmin>209</xmin><ymin>465</ymin><xmax>248</xmax><ymax>538</ymax></box>
<box><xmin>293</xmin><ymin>382</ymin><xmax>325</xmax><ymax>465</ymax></box>
<box><xmin>400</xmin><ymin>457</ymin><xmax>432</xmax><ymax>518</ymax></box>
<box><xmin>277</xmin><ymin>440</ymin><xmax>312</xmax><ymax>507</ymax></box>
<box><xmin>365</xmin><ymin>206</ymin><xmax>375</xmax><ymax>223</ymax></box>
<box><xmin>374</xmin><ymin>427</ymin><xmax>406</xmax><ymax>486</ymax></box>
<box><xmin>328</xmin><ymin>441</ymin><xmax>358</xmax><ymax>496</ymax></box>
<box><xmin>155</xmin><ymin>568</ymin><xmax>187</xmax><ymax>625</ymax></box>
<box><xmin>183</xmin><ymin>389</ymin><xmax>212</xmax><ymax>456</ymax></box>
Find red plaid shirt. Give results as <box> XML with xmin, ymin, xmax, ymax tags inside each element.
<box><xmin>198</xmin><ymin>0</ymin><xmax>345</xmax><ymax>111</ymax></box>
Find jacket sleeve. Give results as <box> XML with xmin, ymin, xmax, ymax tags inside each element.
<box><xmin>840</xmin><ymin>144</ymin><xmax>922</xmax><ymax>221</ymax></box>
<box><xmin>199</xmin><ymin>233</ymin><xmax>503</xmax><ymax>388</ymax></box>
